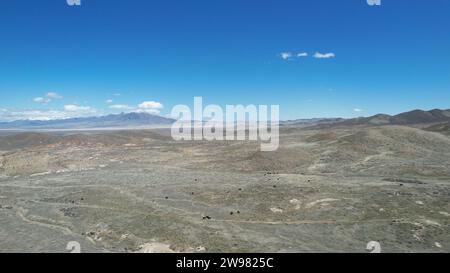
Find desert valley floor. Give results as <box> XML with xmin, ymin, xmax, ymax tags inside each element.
<box><xmin>1</xmin><ymin>124</ymin><xmax>449</xmax><ymax>253</ymax></box>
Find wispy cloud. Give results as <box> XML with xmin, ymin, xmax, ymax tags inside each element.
<box><xmin>109</xmin><ymin>104</ymin><xmax>132</xmax><ymax>110</ymax></box>
<box><xmin>280</xmin><ymin>52</ymin><xmax>293</xmax><ymax>60</ymax></box>
<box><xmin>33</xmin><ymin>97</ymin><xmax>51</xmax><ymax>104</ymax></box>
<box><xmin>280</xmin><ymin>51</ymin><xmax>335</xmax><ymax>60</ymax></box>
<box><xmin>0</xmin><ymin>109</ymin><xmax>70</xmax><ymax>121</ymax></box>
<box><xmin>64</xmin><ymin>104</ymin><xmax>95</xmax><ymax>113</ymax></box>
<box><xmin>106</xmin><ymin>99</ymin><xmax>114</xmax><ymax>104</ymax></box>
<box><xmin>313</xmin><ymin>52</ymin><xmax>336</xmax><ymax>59</ymax></box>
<box><xmin>353</xmin><ymin>108</ymin><xmax>363</xmax><ymax>112</ymax></box>
<box><xmin>33</xmin><ymin>92</ymin><xmax>63</xmax><ymax>104</ymax></box>
<box><xmin>46</xmin><ymin>92</ymin><xmax>63</xmax><ymax>99</ymax></box>
<box><xmin>0</xmin><ymin>107</ymin><xmax>99</xmax><ymax>122</ymax></box>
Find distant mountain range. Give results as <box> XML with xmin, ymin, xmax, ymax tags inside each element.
<box><xmin>281</xmin><ymin>118</ymin><xmax>345</xmax><ymax>126</ymax></box>
<box><xmin>0</xmin><ymin>109</ymin><xmax>449</xmax><ymax>130</ymax></box>
<box><xmin>0</xmin><ymin>112</ymin><xmax>175</xmax><ymax>129</ymax></box>
<box><xmin>338</xmin><ymin>109</ymin><xmax>450</xmax><ymax>126</ymax></box>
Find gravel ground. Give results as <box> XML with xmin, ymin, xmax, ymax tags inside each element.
<box><xmin>0</xmin><ymin>126</ymin><xmax>449</xmax><ymax>253</ymax></box>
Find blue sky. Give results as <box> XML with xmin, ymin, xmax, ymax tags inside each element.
<box><xmin>0</xmin><ymin>0</ymin><xmax>449</xmax><ymax>121</ymax></box>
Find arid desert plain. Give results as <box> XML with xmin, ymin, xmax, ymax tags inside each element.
<box><xmin>1</xmin><ymin>120</ymin><xmax>449</xmax><ymax>253</ymax></box>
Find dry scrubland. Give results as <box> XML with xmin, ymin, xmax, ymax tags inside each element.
<box><xmin>0</xmin><ymin>124</ymin><xmax>449</xmax><ymax>253</ymax></box>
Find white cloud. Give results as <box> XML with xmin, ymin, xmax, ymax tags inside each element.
<box><xmin>138</xmin><ymin>101</ymin><xmax>164</xmax><ymax>110</ymax></box>
<box><xmin>33</xmin><ymin>97</ymin><xmax>51</xmax><ymax>104</ymax></box>
<box><xmin>1</xmin><ymin>98</ymin><xmax>165</xmax><ymax>122</ymax></box>
<box><xmin>313</xmin><ymin>52</ymin><xmax>336</xmax><ymax>59</ymax></box>
<box><xmin>134</xmin><ymin>101</ymin><xmax>164</xmax><ymax>115</ymax></box>
<box><xmin>109</xmin><ymin>104</ymin><xmax>132</xmax><ymax>110</ymax></box>
<box><xmin>0</xmin><ymin>107</ymin><xmax>99</xmax><ymax>122</ymax></box>
<box><xmin>353</xmin><ymin>108</ymin><xmax>363</xmax><ymax>112</ymax></box>
<box><xmin>64</xmin><ymin>104</ymin><xmax>95</xmax><ymax>113</ymax></box>
<box><xmin>0</xmin><ymin>109</ymin><xmax>69</xmax><ymax>121</ymax></box>
<box><xmin>33</xmin><ymin>92</ymin><xmax>63</xmax><ymax>104</ymax></box>
<box><xmin>280</xmin><ymin>52</ymin><xmax>293</xmax><ymax>60</ymax></box>
<box><xmin>106</xmin><ymin>99</ymin><xmax>114</xmax><ymax>104</ymax></box>
<box><xmin>105</xmin><ymin>100</ymin><xmax>165</xmax><ymax>115</ymax></box>
<box><xmin>297</xmin><ymin>52</ymin><xmax>308</xmax><ymax>57</ymax></box>
<box><xmin>46</xmin><ymin>92</ymin><xmax>63</xmax><ymax>99</ymax></box>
